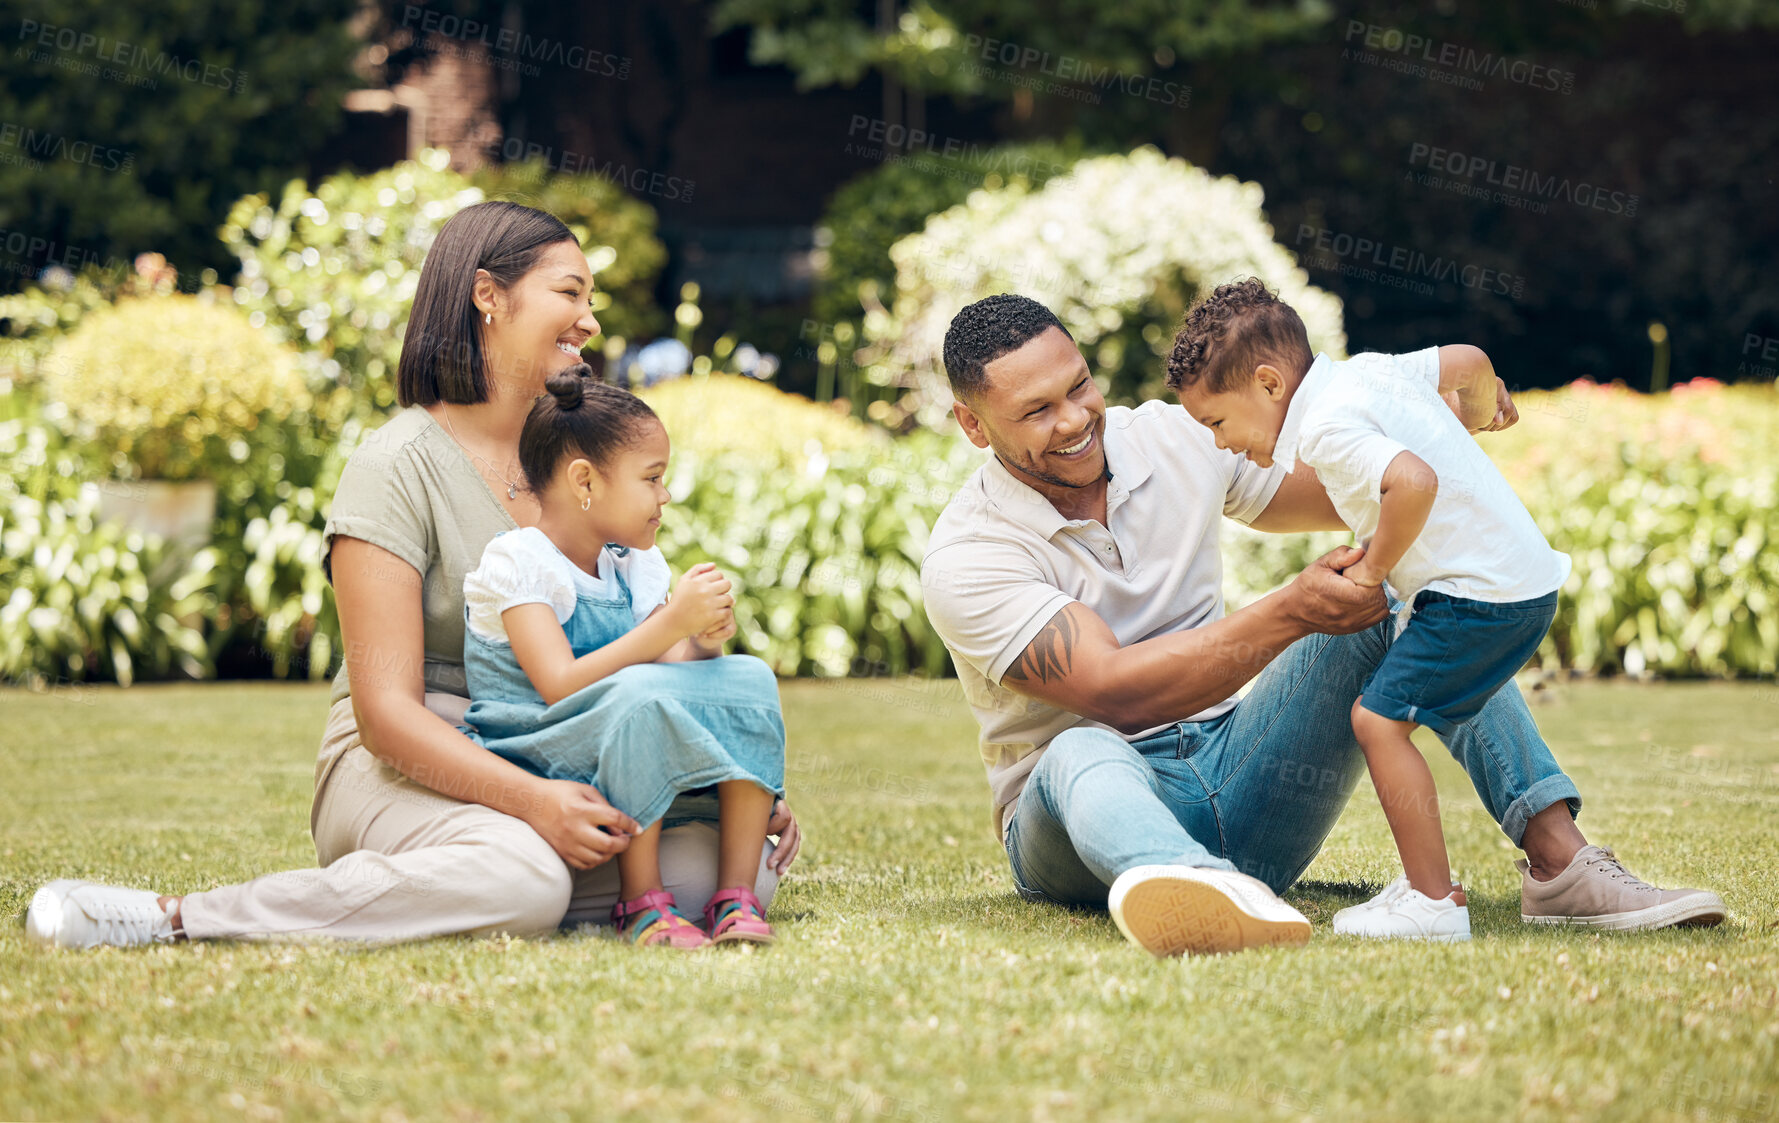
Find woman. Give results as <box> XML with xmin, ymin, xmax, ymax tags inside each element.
<box><xmin>26</xmin><ymin>201</ymin><xmax>801</xmax><ymax>948</ymax></box>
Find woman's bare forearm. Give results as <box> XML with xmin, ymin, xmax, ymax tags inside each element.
<box><xmin>353</xmin><ymin>692</ymin><xmax>545</xmax><ymax>820</ymax></box>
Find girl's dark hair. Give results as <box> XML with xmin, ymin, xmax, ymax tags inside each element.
<box><xmin>519</xmin><ymin>363</ymin><xmax>661</xmax><ymax>491</ymax></box>
<box><xmin>397</xmin><ymin>200</ymin><xmax>577</xmax><ymax>407</ymax></box>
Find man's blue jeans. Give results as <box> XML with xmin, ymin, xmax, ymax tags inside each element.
<box><xmin>1004</xmin><ymin>616</ymin><xmax>1583</xmax><ymax>904</ymax></box>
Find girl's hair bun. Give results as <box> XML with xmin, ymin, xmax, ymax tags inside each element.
<box><xmin>544</xmin><ymin>363</ymin><xmax>593</xmax><ymax>410</ymax></box>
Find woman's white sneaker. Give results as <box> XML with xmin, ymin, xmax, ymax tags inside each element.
<box><xmin>1332</xmin><ymin>878</ymin><xmax>1470</xmax><ymax>942</ymax></box>
<box><xmin>1108</xmin><ymin>865</ymin><xmax>1312</xmax><ymax>956</ymax></box>
<box><xmin>25</xmin><ymin>880</ymin><xmax>180</xmax><ymax>949</ymax></box>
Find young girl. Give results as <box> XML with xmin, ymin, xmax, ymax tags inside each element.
<box><xmin>459</xmin><ymin>364</ymin><xmax>785</xmax><ymax>949</ymax></box>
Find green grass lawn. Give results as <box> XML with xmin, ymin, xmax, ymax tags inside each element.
<box><xmin>3</xmin><ymin>679</ymin><xmax>1776</xmax><ymax>1122</ymax></box>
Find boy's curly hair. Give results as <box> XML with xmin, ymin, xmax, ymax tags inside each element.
<box><xmin>1165</xmin><ymin>277</ymin><xmax>1313</xmax><ymax>394</ymax></box>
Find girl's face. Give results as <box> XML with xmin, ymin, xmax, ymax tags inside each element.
<box><xmin>570</xmin><ymin>420</ymin><xmax>673</xmax><ymax>550</ymax></box>
<box><xmin>480</xmin><ymin>239</ymin><xmax>602</xmax><ymax>395</ymax></box>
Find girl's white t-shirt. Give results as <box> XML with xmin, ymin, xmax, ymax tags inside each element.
<box><xmin>463</xmin><ymin>526</ymin><xmax>672</xmax><ymax>644</ymax></box>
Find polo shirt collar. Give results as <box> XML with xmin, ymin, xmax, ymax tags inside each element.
<box><xmin>1271</xmin><ymin>352</ymin><xmax>1336</xmax><ymax>473</ymax></box>
<box><xmin>980</xmin><ymin>416</ymin><xmax>1154</xmax><ymax>539</ymax></box>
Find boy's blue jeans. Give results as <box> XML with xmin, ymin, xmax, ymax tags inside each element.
<box><xmin>1004</xmin><ymin>615</ymin><xmax>1582</xmax><ymax>904</ymax></box>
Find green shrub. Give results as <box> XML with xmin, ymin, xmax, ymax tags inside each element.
<box><xmin>1490</xmin><ymin>379</ymin><xmax>1778</xmax><ymax>678</ymax></box>
<box><xmin>862</xmin><ymin>146</ymin><xmax>1346</xmax><ymax>426</ymax></box>
<box><xmin>41</xmin><ymin>294</ymin><xmax>310</xmax><ymax>481</ymax></box>
<box><xmin>0</xmin><ymin>490</ymin><xmax>215</xmax><ymax>686</ymax></box>
<box><xmin>813</xmin><ymin>139</ymin><xmax>1092</xmax><ymax>328</ymax></box>
<box><xmin>221</xmin><ymin>149</ymin><xmax>668</xmax><ymax>415</ymax></box>
<box><xmin>642</xmin><ymin>380</ymin><xmax>982</xmax><ymax>676</ymax></box>
<box><xmin>642</xmin><ymin>371</ymin><xmax>882</xmax><ymax>470</ymax></box>
<box><xmin>0</xmin><ymin>268</ymin><xmax>119</xmax><ymax>394</ymax></box>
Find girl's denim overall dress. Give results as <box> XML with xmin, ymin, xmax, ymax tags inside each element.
<box><xmin>460</xmin><ymin>543</ymin><xmax>785</xmax><ymax>829</ymax></box>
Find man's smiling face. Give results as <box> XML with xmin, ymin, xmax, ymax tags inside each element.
<box><xmin>952</xmin><ymin>326</ymin><xmax>1108</xmax><ymax>491</ymax></box>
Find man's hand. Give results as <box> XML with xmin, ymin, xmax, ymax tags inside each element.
<box><xmin>1286</xmin><ymin>546</ymin><xmax>1391</xmax><ymax>634</ymax></box>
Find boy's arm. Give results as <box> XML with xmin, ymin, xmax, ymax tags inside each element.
<box><xmin>1437</xmin><ymin>345</ymin><xmax>1516</xmax><ymax>432</ymax></box>
<box><xmin>504</xmin><ymin>602</ymin><xmax>691</xmax><ymax>705</ymax></box>
<box><xmin>1343</xmin><ymin>451</ymin><xmax>1438</xmax><ymax>588</ymax></box>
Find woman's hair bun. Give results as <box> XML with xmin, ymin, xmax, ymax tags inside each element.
<box><xmin>544</xmin><ymin>363</ymin><xmax>593</xmax><ymax>410</ymax></box>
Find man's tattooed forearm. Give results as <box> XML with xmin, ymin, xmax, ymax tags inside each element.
<box><xmin>1005</xmin><ymin>610</ymin><xmax>1078</xmax><ymax>684</ymax></box>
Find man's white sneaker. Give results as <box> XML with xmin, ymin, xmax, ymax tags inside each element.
<box><xmin>1332</xmin><ymin>877</ymin><xmax>1470</xmax><ymax>942</ymax></box>
<box><xmin>25</xmin><ymin>880</ymin><xmax>179</xmax><ymax>949</ymax></box>
<box><xmin>1108</xmin><ymin>865</ymin><xmax>1312</xmax><ymax>957</ymax></box>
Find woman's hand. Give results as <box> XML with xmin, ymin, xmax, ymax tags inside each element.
<box><xmin>522</xmin><ymin>779</ymin><xmax>641</xmax><ymax>870</ymax></box>
<box><xmin>765</xmin><ymin>799</ymin><xmax>802</xmax><ymax>875</ymax></box>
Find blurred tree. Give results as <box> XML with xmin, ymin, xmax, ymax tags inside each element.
<box><xmin>710</xmin><ymin>0</ymin><xmax>1333</xmax><ymax>95</ymax></box>
<box><xmin>0</xmin><ymin>0</ymin><xmax>362</xmax><ymax>287</ymax></box>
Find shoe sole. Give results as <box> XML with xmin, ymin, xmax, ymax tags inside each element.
<box><xmin>1522</xmin><ymin>892</ymin><xmax>1727</xmax><ymax>932</ymax></box>
<box><xmin>1332</xmin><ymin>924</ymin><xmax>1471</xmax><ymax>942</ymax></box>
<box><xmin>1109</xmin><ymin>867</ymin><xmax>1311</xmax><ymax>957</ymax></box>
<box><xmin>24</xmin><ymin>880</ymin><xmax>85</xmax><ymax>948</ymax></box>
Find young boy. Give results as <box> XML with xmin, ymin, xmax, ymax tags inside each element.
<box><xmin>1165</xmin><ymin>278</ymin><xmax>1570</xmax><ymax>941</ymax></box>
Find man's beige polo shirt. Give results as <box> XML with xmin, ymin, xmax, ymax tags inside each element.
<box><xmin>922</xmin><ymin>400</ymin><xmax>1287</xmax><ymax>837</ymax></box>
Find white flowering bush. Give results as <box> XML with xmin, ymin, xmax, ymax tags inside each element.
<box><xmin>861</xmin><ymin>146</ymin><xmax>1347</xmax><ymax>426</ymax></box>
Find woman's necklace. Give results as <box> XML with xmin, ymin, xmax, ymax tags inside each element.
<box><xmin>439</xmin><ymin>403</ymin><xmax>524</xmax><ymax>500</ymax></box>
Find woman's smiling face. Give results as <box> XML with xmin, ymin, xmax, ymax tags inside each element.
<box><xmin>480</xmin><ymin>239</ymin><xmax>602</xmax><ymax>395</ymax></box>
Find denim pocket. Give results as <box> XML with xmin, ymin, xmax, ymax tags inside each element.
<box><xmin>1174</xmin><ymin>721</ymin><xmax>1210</xmax><ymax>761</ymax></box>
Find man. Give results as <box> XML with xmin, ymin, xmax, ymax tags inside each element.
<box><xmin>920</xmin><ymin>293</ymin><xmax>1725</xmax><ymax>956</ymax></box>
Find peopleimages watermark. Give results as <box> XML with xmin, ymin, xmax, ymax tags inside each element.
<box><xmin>0</xmin><ymin>122</ymin><xmax>133</xmax><ymax>172</ymax></box>
<box><xmin>1739</xmin><ymin>332</ymin><xmax>1779</xmax><ymax>380</ymax></box>
<box><xmin>956</xmin><ymin>33</ymin><xmax>1190</xmax><ymax>110</ymax></box>
<box><xmin>0</xmin><ymin>228</ymin><xmax>126</xmax><ymax>277</ymax></box>
<box><xmin>1295</xmin><ymin>224</ymin><xmax>1527</xmax><ymax>300</ymax></box>
<box><xmin>1342</xmin><ymin>21</ymin><xmax>1576</xmax><ymax>94</ymax></box>
<box><xmin>485</xmin><ymin>137</ymin><xmax>692</xmax><ymax>202</ymax></box>
<box><xmin>15</xmin><ymin>20</ymin><xmax>246</xmax><ymax>92</ymax></box>
<box><xmin>843</xmin><ymin>115</ymin><xmax>1071</xmax><ymax>177</ymax></box>
<box><xmin>400</xmin><ymin>5</ymin><xmax>629</xmax><ymax>79</ymax></box>
<box><xmin>1407</xmin><ymin>144</ymin><xmax>1639</xmax><ymax>218</ymax></box>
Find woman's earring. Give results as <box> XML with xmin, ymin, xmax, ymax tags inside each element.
<box><xmin>580</xmin><ymin>496</ymin><xmax>591</xmax><ymax>512</ymax></box>
<box><xmin>484</xmin><ymin>312</ymin><xmax>491</xmax><ymax>325</ymax></box>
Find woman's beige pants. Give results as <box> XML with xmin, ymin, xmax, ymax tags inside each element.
<box><xmin>179</xmin><ymin>694</ymin><xmax>777</xmax><ymax>941</ymax></box>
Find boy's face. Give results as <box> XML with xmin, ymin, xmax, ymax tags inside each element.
<box><xmin>1179</xmin><ymin>364</ymin><xmax>1291</xmax><ymax>467</ymax></box>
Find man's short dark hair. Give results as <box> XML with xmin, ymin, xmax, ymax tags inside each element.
<box><xmin>942</xmin><ymin>293</ymin><xmax>1072</xmax><ymax>399</ymax></box>
<box><xmin>1165</xmin><ymin>277</ymin><xmax>1313</xmax><ymax>394</ymax></box>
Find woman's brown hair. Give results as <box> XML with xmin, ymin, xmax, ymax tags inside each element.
<box><xmin>396</xmin><ymin>200</ymin><xmax>577</xmax><ymax>407</ymax></box>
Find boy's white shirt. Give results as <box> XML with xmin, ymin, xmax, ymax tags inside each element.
<box><xmin>463</xmin><ymin>526</ymin><xmax>672</xmax><ymax>643</ymax></box>
<box><xmin>1273</xmin><ymin>348</ymin><xmax>1571</xmax><ymax>605</ymax></box>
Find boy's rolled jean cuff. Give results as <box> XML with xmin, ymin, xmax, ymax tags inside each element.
<box><xmin>1357</xmin><ymin>689</ymin><xmax>1462</xmax><ymax>738</ymax></box>
<box><xmin>1499</xmin><ymin>775</ymin><xmax>1582</xmax><ymax>848</ymax></box>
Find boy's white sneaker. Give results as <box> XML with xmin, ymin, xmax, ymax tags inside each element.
<box><xmin>25</xmin><ymin>880</ymin><xmax>180</xmax><ymax>949</ymax></box>
<box><xmin>1332</xmin><ymin>876</ymin><xmax>1470</xmax><ymax>942</ymax></box>
<box><xmin>1108</xmin><ymin>865</ymin><xmax>1312</xmax><ymax>957</ymax></box>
